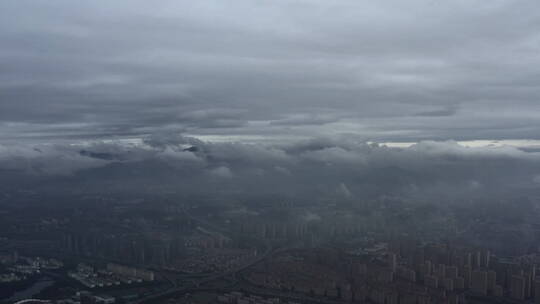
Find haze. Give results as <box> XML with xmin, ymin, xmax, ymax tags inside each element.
<box><xmin>2</xmin><ymin>2</ymin><xmax>540</xmax><ymax>304</ymax></box>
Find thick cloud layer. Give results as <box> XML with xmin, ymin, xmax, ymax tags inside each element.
<box><xmin>2</xmin><ymin>136</ymin><xmax>540</xmax><ymax>202</ymax></box>
<box><xmin>1</xmin><ymin>1</ymin><xmax>540</xmax><ymax>142</ymax></box>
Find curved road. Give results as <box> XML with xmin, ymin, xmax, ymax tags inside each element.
<box><xmin>133</xmin><ymin>242</ymin><xmax>276</xmax><ymax>304</ymax></box>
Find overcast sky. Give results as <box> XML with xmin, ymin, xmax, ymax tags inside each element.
<box><xmin>1</xmin><ymin>0</ymin><xmax>540</xmax><ymax>144</ymax></box>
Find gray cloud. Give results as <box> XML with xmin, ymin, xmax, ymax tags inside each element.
<box><xmin>270</xmin><ymin>113</ymin><xmax>341</xmax><ymax>126</ymax></box>
<box><xmin>414</xmin><ymin>105</ymin><xmax>458</xmax><ymax>117</ymax></box>
<box><xmin>1</xmin><ymin>1</ymin><xmax>540</xmax><ymax>143</ymax></box>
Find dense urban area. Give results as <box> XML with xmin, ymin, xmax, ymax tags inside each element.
<box><xmin>2</xmin><ymin>187</ymin><xmax>540</xmax><ymax>304</ymax></box>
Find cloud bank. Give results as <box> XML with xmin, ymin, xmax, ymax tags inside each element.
<box><xmin>2</xmin><ymin>135</ymin><xmax>539</xmax><ymax>202</ymax></box>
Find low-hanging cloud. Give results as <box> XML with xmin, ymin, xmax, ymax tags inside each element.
<box><xmin>1</xmin><ymin>135</ymin><xmax>540</xmax><ymax>202</ymax></box>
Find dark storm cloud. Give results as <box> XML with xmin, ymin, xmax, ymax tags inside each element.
<box><xmin>1</xmin><ymin>0</ymin><xmax>540</xmax><ymax>142</ymax></box>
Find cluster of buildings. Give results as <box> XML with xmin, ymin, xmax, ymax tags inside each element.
<box><xmin>62</xmin><ymin>226</ymin><xmax>238</xmax><ymax>271</ymax></box>
<box><xmin>182</xmin><ymin>227</ymin><xmax>234</xmax><ymax>257</ymax></box>
<box><xmin>244</xmin><ymin>240</ymin><xmax>540</xmax><ymax>304</ymax></box>
<box><xmin>0</xmin><ymin>272</ymin><xmax>26</xmax><ymax>283</ymax></box>
<box><xmin>176</xmin><ymin>249</ymin><xmax>256</xmax><ymax>274</ymax></box>
<box><xmin>217</xmin><ymin>292</ymin><xmax>300</xmax><ymax>304</ymax></box>
<box><xmin>246</xmin><ymin>250</ymin><xmax>347</xmax><ymax>297</ymax></box>
<box><xmin>68</xmin><ymin>263</ymin><xmax>154</xmax><ymax>289</ymax></box>
<box><xmin>230</xmin><ymin>209</ymin><xmax>385</xmax><ymax>244</ymax></box>
<box><xmin>0</xmin><ymin>251</ymin><xmax>63</xmax><ymax>282</ymax></box>
<box><xmin>62</xmin><ymin>231</ymin><xmax>187</xmax><ymax>267</ymax></box>
<box><xmin>47</xmin><ymin>291</ymin><xmax>116</xmax><ymax>304</ymax></box>
<box><xmin>381</xmin><ymin>239</ymin><xmax>540</xmax><ymax>303</ymax></box>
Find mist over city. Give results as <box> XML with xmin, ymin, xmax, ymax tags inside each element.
<box><xmin>2</xmin><ymin>1</ymin><xmax>540</xmax><ymax>304</ymax></box>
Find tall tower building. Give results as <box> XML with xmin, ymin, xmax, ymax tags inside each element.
<box><xmin>471</xmin><ymin>270</ymin><xmax>488</xmax><ymax>295</ymax></box>
<box><xmin>534</xmin><ymin>279</ymin><xmax>540</xmax><ymax>304</ymax></box>
<box><xmin>511</xmin><ymin>275</ymin><xmax>526</xmax><ymax>301</ymax></box>
<box><xmin>388</xmin><ymin>252</ymin><xmax>397</xmax><ymax>272</ymax></box>
<box><xmin>487</xmin><ymin>270</ymin><xmax>496</xmax><ymax>293</ymax></box>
